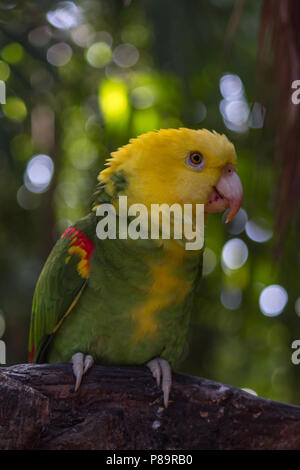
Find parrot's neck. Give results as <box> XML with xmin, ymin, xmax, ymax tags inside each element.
<box><xmin>93</xmin><ymin>172</ymin><xmax>206</xmax><ymax>252</ymax></box>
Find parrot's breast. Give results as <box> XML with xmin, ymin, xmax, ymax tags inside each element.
<box><xmin>131</xmin><ymin>241</ymin><xmax>193</xmax><ymax>342</ymax></box>
<box><xmin>48</xmin><ymin>237</ymin><xmax>202</xmax><ymax>367</ymax></box>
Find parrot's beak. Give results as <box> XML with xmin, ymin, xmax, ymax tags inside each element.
<box><xmin>205</xmin><ymin>164</ymin><xmax>243</xmax><ymax>223</ymax></box>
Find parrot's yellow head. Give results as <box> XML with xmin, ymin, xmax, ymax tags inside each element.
<box><xmin>99</xmin><ymin>128</ymin><xmax>243</xmax><ymax>222</ymax></box>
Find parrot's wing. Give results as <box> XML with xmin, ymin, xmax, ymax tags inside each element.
<box><xmin>28</xmin><ymin>220</ymin><xmax>95</xmax><ymax>363</ymax></box>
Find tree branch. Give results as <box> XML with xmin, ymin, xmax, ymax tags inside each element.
<box><xmin>1</xmin><ymin>363</ymin><xmax>300</xmax><ymax>450</ymax></box>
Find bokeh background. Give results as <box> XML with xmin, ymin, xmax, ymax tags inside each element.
<box><xmin>0</xmin><ymin>0</ymin><xmax>299</xmax><ymax>404</ymax></box>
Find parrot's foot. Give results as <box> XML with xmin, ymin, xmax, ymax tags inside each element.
<box><xmin>146</xmin><ymin>357</ymin><xmax>172</xmax><ymax>408</ymax></box>
<box><xmin>71</xmin><ymin>352</ymin><xmax>94</xmax><ymax>391</ymax></box>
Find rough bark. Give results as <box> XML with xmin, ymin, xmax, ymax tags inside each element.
<box><xmin>0</xmin><ymin>363</ymin><xmax>300</xmax><ymax>450</ymax></box>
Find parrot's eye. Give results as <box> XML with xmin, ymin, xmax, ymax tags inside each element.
<box><xmin>185</xmin><ymin>151</ymin><xmax>205</xmax><ymax>171</ymax></box>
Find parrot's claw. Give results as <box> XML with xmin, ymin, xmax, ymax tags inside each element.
<box><xmin>71</xmin><ymin>352</ymin><xmax>94</xmax><ymax>392</ymax></box>
<box><xmin>147</xmin><ymin>357</ymin><xmax>172</xmax><ymax>408</ymax></box>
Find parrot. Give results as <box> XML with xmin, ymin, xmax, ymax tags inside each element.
<box><xmin>28</xmin><ymin>128</ymin><xmax>243</xmax><ymax>407</ymax></box>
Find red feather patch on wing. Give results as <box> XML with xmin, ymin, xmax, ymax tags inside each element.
<box><xmin>61</xmin><ymin>227</ymin><xmax>94</xmax><ymax>278</ymax></box>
